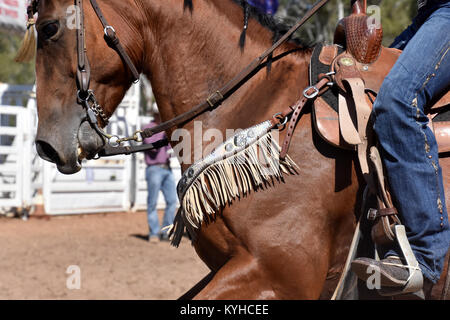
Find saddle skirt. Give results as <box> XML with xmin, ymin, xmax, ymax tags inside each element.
<box><xmin>310</xmin><ymin>43</ymin><xmax>450</xmax><ymax>154</ymax></box>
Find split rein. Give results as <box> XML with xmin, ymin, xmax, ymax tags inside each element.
<box><xmin>28</xmin><ymin>0</ymin><xmax>331</xmax><ymax>159</ymax></box>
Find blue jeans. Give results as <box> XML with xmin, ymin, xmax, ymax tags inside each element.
<box><xmin>146</xmin><ymin>165</ymin><xmax>177</xmax><ymax>237</ymax></box>
<box><xmin>373</xmin><ymin>2</ymin><xmax>450</xmax><ymax>283</ymax></box>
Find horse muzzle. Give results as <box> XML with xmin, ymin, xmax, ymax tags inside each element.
<box><xmin>35</xmin><ymin>118</ymin><xmax>105</xmax><ymax>174</ymax></box>
<box><xmin>77</xmin><ymin>120</ymin><xmax>105</xmax><ymax>160</ymax></box>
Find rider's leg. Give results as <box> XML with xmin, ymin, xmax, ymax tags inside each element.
<box><xmin>370</xmin><ymin>5</ymin><xmax>450</xmax><ymax>284</ymax></box>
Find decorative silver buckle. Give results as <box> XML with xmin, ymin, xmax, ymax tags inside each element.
<box><xmin>104</xmin><ymin>25</ymin><xmax>116</xmax><ymax>37</ymax></box>
<box><xmin>303</xmin><ymin>86</ymin><xmax>319</xmax><ymax>99</ymax></box>
<box><xmin>367</xmin><ymin>208</ymin><xmax>378</xmax><ymax>221</ymax></box>
<box><xmin>272</xmin><ymin>112</ymin><xmax>288</xmax><ymax>129</ymax></box>
<box><xmin>206</xmin><ymin>91</ymin><xmax>224</xmax><ymax>108</ymax></box>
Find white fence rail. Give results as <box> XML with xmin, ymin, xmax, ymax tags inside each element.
<box><xmin>42</xmin><ymin>157</ymin><xmax>134</xmax><ymax>214</ymax></box>
<box><xmin>0</xmin><ymin>106</ymin><xmax>34</xmax><ymax>211</ymax></box>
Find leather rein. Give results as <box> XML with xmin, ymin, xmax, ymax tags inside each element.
<box><xmin>28</xmin><ymin>0</ymin><xmax>330</xmax><ymax>158</ymax></box>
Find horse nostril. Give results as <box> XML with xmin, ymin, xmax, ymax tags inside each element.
<box><xmin>36</xmin><ymin>140</ymin><xmax>62</xmax><ymax>165</ymax></box>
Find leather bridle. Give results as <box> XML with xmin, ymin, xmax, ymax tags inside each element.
<box><xmin>27</xmin><ymin>0</ymin><xmax>330</xmax><ymax>158</ymax></box>
<box><xmin>29</xmin><ymin>0</ymin><xmax>143</xmax><ymax>156</ymax></box>
<box><xmin>74</xmin><ymin>0</ymin><xmax>140</xmax><ymax>149</ymax></box>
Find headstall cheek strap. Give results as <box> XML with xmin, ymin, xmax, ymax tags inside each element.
<box><xmin>75</xmin><ymin>0</ymin><xmax>140</xmax><ymax>128</ymax></box>
<box><xmin>89</xmin><ymin>0</ymin><xmax>140</xmax><ymax>81</ymax></box>
<box><xmin>75</xmin><ymin>0</ymin><xmax>90</xmax><ymax>97</ymax></box>
<box><xmin>78</xmin><ymin>0</ymin><xmax>140</xmax><ymax>85</ymax></box>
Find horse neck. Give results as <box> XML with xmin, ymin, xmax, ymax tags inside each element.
<box><xmin>138</xmin><ymin>0</ymin><xmax>311</xmax><ymax>160</ymax></box>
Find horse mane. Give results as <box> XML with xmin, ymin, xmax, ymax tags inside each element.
<box><xmin>184</xmin><ymin>0</ymin><xmax>307</xmax><ymax>47</ymax></box>
<box><xmin>184</xmin><ymin>0</ymin><xmax>193</xmax><ymax>11</ymax></box>
<box><xmin>232</xmin><ymin>0</ymin><xmax>292</xmax><ymax>43</ymax></box>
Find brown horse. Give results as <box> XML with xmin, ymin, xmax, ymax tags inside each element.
<box><xmin>33</xmin><ymin>0</ymin><xmax>449</xmax><ymax>299</ymax></box>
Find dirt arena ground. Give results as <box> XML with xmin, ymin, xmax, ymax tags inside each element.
<box><xmin>0</xmin><ymin>211</ymin><xmax>210</xmax><ymax>300</ymax></box>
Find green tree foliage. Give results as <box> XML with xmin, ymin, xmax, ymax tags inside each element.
<box><xmin>276</xmin><ymin>0</ymin><xmax>418</xmax><ymax>47</ymax></box>
<box><xmin>377</xmin><ymin>0</ymin><xmax>417</xmax><ymax>45</ymax></box>
<box><xmin>0</xmin><ymin>30</ymin><xmax>35</xmax><ymax>85</ymax></box>
<box><xmin>277</xmin><ymin>0</ymin><xmax>342</xmax><ymax>44</ymax></box>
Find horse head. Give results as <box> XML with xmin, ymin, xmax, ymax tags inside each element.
<box><xmin>32</xmin><ymin>0</ymin><xmax>142</xmax><ymax>174</ymax></box>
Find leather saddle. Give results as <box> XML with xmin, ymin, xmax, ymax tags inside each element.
<box><xmin>311</xmin><ymin>1</ymin><xmax>450</xmax><ymax>154</ymax></box>
<box><xmin>311</xmin><ymin>44</ymin><xmax>450</xmax><ymax>154</ymax></box>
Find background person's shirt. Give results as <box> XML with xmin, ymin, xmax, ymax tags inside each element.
<box><xmin>142</xmin><ymin>121</ymin><xmax>171</xmax><ymax>166</ymax></box>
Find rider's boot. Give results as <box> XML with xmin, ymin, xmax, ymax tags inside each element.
<box><xmin>351</xmin><ymin>255</ymin><xmax>427</xmax><ymax>298</ymax></box>
<box><xmin>351</xmin><ymin>256</ymin><xmax>411</xmax><ymax>287</ymax></box>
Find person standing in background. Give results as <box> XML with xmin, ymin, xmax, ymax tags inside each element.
<box><xmin>142</xmin><ymin>112</ymin><xmax>177</xmax><ymax>243</ymax></box>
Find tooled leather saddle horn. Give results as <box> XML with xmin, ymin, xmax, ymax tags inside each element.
<box><xmin>334</xmin><ymin>0</ymin><xmax>383</xmax><ymax>64</ymax></box>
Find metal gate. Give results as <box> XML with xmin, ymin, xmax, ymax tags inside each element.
<box><xmin>0</xmin><ymin>105</ymin><xmax>33</xmax><ymax>211</ymax></box>
<box><xmin>0</xmin><ymin>82</ymin><xmax>181</xmax><ymax>215</ymax></box>
<box><xmin>41</xmin><ymin>83</ymin><xmax>140</xmax><ymax>215</ymax></box>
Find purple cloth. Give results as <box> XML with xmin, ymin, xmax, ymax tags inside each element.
<box><xmin>142</xmin><ymin>121</ymin><xmax>171</xmax><ymax>166</ymax></box>
<box><xmin>247</xmin><ymin>0</ymin><xmax>278</xmax><ymax>15</ymax></box>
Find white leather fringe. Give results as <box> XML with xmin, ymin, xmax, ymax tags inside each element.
<box><xmin>169</xmin><ymin>131</ymin><xmax>298</xmax><ymax>246</ymax></box>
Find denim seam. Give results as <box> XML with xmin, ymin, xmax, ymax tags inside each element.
<box><xmin>401</xmin><ymin>45</ymin><xmax>449</xmax><ymax>103</ymax></box>
<box><xmin>408</xmin><ymin>45</ymin><xmax>450</xmax><ymax>281</ymax></box>
<box><xmin>411</xmin><ymin>42</ymin><xmax>448</xmax><ymax>157</ymax></box>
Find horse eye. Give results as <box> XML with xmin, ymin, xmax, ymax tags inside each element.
<box><xmin>41</xmin><ymin>22</ymin><xmax>59</xmax><ymax>39</ymax></box>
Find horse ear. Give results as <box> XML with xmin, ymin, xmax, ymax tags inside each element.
<box><xmin>15</xmin><ymin>19</ymin><xmax>37</xmax><ymax>63</ymax></box>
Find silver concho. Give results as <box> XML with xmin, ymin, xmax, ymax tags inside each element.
<box><xmin>234</xmin><ymin>133</ymin><xmax>246</xmax><ymax>148</ymax></box>
<box><xmin>176</xmin><ymin>120</ymin><xmax>273</xmax><ymax>199</ymax></box>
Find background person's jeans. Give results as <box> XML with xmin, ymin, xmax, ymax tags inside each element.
<box><xmin>146</xmin><ymin>165</ymin><xmax>177</xmax><ymax>238</ymax></box>
<box><xmin>373</xmin><ymin>4</ymin><xmax>450</xmax><ymax>283</ymax></box>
